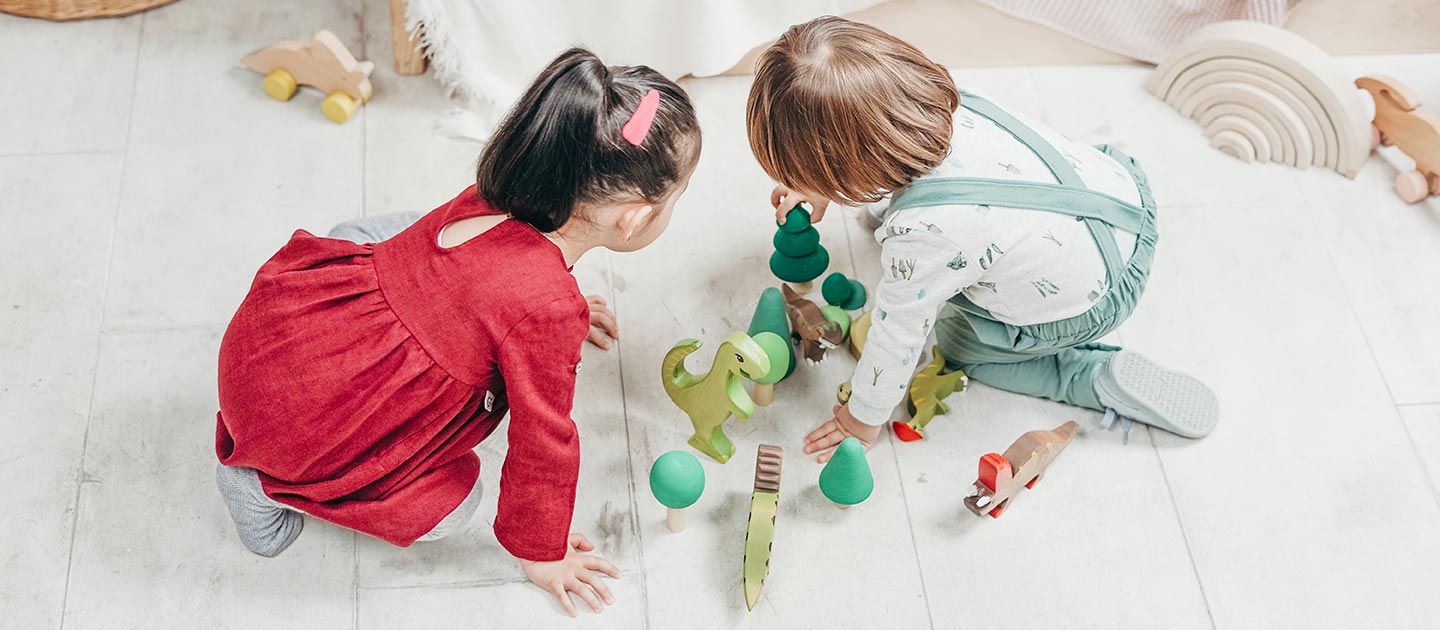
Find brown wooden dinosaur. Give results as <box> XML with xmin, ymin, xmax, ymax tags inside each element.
<box><xmin>781</xmin><ymin>284</ymin><xmax>843</xmax><ymax>364</ymax></box>
<box><xmin>1357</xmin><ymin>74</ymin><xmax>1440</xmax><ymax>203</ymax></box>
<box><xmin>963</xmin><ymin>421</ymin><xmax>1078</xmax><ymax>519</ymax></box>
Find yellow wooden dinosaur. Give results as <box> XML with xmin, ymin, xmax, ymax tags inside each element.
<box><xmin>894</xmin><ymin>348</ymin><xmax>967</xmax><ymax>442</ymax></box>
<box><xmin>663</xmin><ymin>332</ymin><xmax>771</xmax><ymax>463</ymax></box>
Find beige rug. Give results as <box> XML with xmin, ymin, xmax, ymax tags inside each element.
<box><xmin>721</xmin><ymin>0</ymin><xmax>1440</xmax><ymax>73</ymax></box>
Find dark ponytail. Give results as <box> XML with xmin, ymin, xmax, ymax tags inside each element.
<box><xmin>475</xmin><ymin>48</ymin><xmax>701</xmax><ymax>233</ymax></box>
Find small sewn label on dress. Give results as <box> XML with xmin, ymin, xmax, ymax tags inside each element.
<box><xmin>484</xmin><ymin>391</ymin><xmax>495</xmax><ymax>411</ymax></box>
<box><xmin>574</xmin><ymin>362</ymin><xmax>583</xmax><ymax>374</ymax></box>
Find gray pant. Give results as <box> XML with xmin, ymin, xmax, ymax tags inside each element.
<box><xmin>326</xmin><ymin>211</ymin><xmax>423</xmax><ymax>243</ymax></box>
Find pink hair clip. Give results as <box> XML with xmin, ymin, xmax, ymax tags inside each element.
<box><xmin>621</xmin><ymin>89</ymin><xmax>661</xmax><ymax>146</ymax></box>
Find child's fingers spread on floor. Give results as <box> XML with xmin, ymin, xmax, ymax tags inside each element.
<box><xmin>586</xmin><ymin>329</ymin><xmax>611</xmax><ymax>349</ymax></box>
<box><xmin>583</xmin><ymin>555</ymin><xmax>622</xmax><ymax>578</ymax></box>
<box><xmin>590</xmin><ymin>309</ymin><xmax>618</xmax><ymax>337</ymax></box>
<box><xmin>550</xmin><ymin>584</ymin><xmax>577</xmax><ymax>617</ymax></box>
<box><xmin>569</xmin><ymin>533</ymin><xmax>594</xmax><ymax>551</ymax></box>
<box><xmin>804</xmin><ymin>419</ymin><xmax>838</xmax><ymax>445</ymax></box>
<box><xmin>578</xmin><ymin>569</ymin><xmax>615</xmax><ymax>604</ymax></box>
<box><xmin>804</xmin><ymin>430</ymin><xmax>846</xmax><ymax>457</ymax></box>
<box><xmin>568</xmin><ymin>578</ymin><xmax>604</xmax><ymax>612</ymax></box>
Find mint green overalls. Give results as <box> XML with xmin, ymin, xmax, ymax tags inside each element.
<box><xmin>887</xmin><ymin>92</ymin><xmax>1159</xmax><ymax>412</ymax></box>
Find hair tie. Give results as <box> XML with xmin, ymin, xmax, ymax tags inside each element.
<box><xmin>621</xmin><ymin>89</ymin><xmax>661</xmax><ymax>146</ymax></box>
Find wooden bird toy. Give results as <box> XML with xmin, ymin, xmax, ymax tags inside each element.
<box><xmin>963</xmin><ymin>421</ymin><xmax>1078</xmax><ymax>518</ymax></box>
<box><xmin>781</xmin><ymin>284</ymin><xmax>843</xmax><ymax>365</ymax></box>
<box><xmin>1357</xmin><ymin>75</ymin><xmax>1440</xmax><ymax>203</ymax></box>
<box><xmin>746</xmin><ymin>287</ymin><xmax>795</xmax><ymax>407</ymax></box>
<box><xmin>894</xmin><ymin>348</ymin><xmax>967</xmax><ymax>442</ymax></box>
<box><xmin>241</xmin><ymin>30</ymin><xmax>375</xmax><ymax>124</ymax></box>
<box><xmin>743</xmin><ymin>444</ymin><xmax>783</xmax><ymax>611</ymax></box>
<box><xmin>819</xmin><ymin>437</ymin><xmax>873</xmax><ymax>509</ymax></box>
<box><xmin>649</xmin><ymin>450</ymin><xmax>705</xmax><ymax>532</ymax></box>
<box><xmin>662</xmin><ymin>332</ymin><xmax>771</xmax><ymax>464</ymax></box>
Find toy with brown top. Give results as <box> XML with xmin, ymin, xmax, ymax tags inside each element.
<box><xmin>242</xmin><ymin>30</ymin><xmax>375</xmax><ymax>124</ymax></box>
<box><xmin>963</xmin><ymin>421</ymin><xmax>1078</xmax><ymax>519</ymax></box>
<box><xmin>781</xmin><ymin>284</ymin><xmax>843</xmax><ymax>365</ymax></box>
<box><xmin>743</xmin><ymin>444</ymin><xmax>783</xmax><ymax>611</ymax></box>
<box><xmin>1357</xmin><ymin>75</ymin><xmax>1440</xmax><ymax>203</ymax></box>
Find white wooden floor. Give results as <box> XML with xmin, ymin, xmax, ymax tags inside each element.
<box><xmin>3</xmin><ymin>1</ymin><xmax>1439</xmax><ymax>628</ymax></box>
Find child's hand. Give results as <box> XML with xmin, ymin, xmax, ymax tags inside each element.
<box><xmin>520</xmin><ymin>533</ymin><xmax>622</xmax><ymax>617</ymax></box>
<box><xmin>585</xmin><ymin>295</ymin><xmax>619</xmax><ymax>349</ymax></box>
<box><xmin>770</xmin><ymin>185</ymin><xmax>831</xmax><ymax>225</ymax></box>
<box><xmin>802</xmin><ymin>404</ymin><xmax>881</xmax><ymax>463</ymax></box>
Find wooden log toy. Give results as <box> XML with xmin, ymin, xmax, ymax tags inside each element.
<box><xmin>895</xmin><ymin>348</ymin><xmax>968</xmax><ymax>442</ymax></box>
<box><xmin>821</xmin><ymin>272</ymin><xmax>868</xmax><ymax>311</ymax></box>
<box><xmin>746</xmin><ymin>287</ymin><xmax>796</xmax><ymax>407</ymax></box>
<box><xmin>241</xmin><ymin>30</ymin><xmax>375</xmax><ymax>124</ymax></box>
<box><xmin>781</xmin><ymin>284</ymin><xmax>844</xmax><ymax>365</ymax></box>
<box><xmin>743</xmin><ymin>444</ymin><xmax>783</xmax><ymax>611</ymax></box>
<box><xmin>1356</xmin><ymin>75</ymin><xmax>1440</xmax><ymax>203</ymax></box>
<box><xmin>770</xmin><ymin>206</ymin><xmax>829</xmax><ymax>293</ymax></box>
<box><xmin>819</xmin><ymin>437</ymin><xmax>873</xmax><ymax>509</ymax></box>
<box><xmin>649</xmin><ymin>450</ymin><xmax>705</xmax><ymax>532</ymax></box>
<box><xmin>662</xmin><ymin>332</ymin><xmax>771</xmax><ymax>464</ymax></box>
<box><xmin>1147</xmin><ymin>21</ymin><xmax>1370</xmax><ymax>178</ymax></box>
<box><xmin>963</xmin><ymin>421</ymin><xmax>1078</xmax><ymax>519</ymax></box>
<box><xmin>849</xmin><ymin>310</ymin><xmax>872</xmax><ymax>360</ymax></box>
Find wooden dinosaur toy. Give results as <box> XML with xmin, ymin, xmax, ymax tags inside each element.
<box><xmin>781</xmin><ymin>284</ymin><xmax>843</xmax><ymax>365</ymax></box>
<box><xmin>963</xmin><ymin>421</ymin><xmax>1078</xmax><ymax>518</ymax></box>
<box><xmin>241</xmin><ymin>30</ymin><xmax>375</xmax><ymax>124</ymax></box>
<box><xmin>662</xmin><ymin>332</ymin><xmax>771</xmax><ymax>464</ymax></box>
<box><xmin>893</xmin><ymin>348</ymin><xmax>967</xmax><ymax>442</ymax></box>
<box><xmin>743</xmin><ymin>444</ymin><xmax>783</xmax><ymax>611</ymax></box>
<box><xmin>1357</xmin><ymin>74</ymin><xmax>1440</xmax><ymax>203</ymax></box>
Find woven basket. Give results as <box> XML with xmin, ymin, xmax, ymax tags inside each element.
<box><xmin>0</xmin><ymin>0</ymin><xmax>178</xmax><ymax>20</ymax></box>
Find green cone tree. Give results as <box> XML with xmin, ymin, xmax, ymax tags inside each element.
<box><xmin>770</xmin><ymin>206</ymin><xmax>829</xmax><ymax>288</ymax></box>
<box><xmin>819</xmin><ymin>437</ymin><xmax>874</xmax><ymax>508</ymax></box>
<box><xmin>747</xmin><ymin>287</ymin><xmax>795</xmax><ymax>406</ymax></box>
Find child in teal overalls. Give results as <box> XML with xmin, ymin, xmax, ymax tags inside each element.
<box><xmin>745</xmin><ymin>17</ymin><xmax>1218</xmax><ymax>460</ymax></box>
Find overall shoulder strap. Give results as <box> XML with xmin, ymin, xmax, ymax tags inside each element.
<box><xmin>959</xmin><ymin>91</ymin><xmax>1084</xmax><ymax>188</ymax></box>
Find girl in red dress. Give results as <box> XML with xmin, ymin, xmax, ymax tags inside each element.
<box><xmin>213</xmin><ymin>48</ymin><xmax>699</xmax><ymax>617</ymax></box>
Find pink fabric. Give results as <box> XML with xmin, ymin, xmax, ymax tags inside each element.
<box><xmin>978</xmin><ymin>0</ymin><xmax>1299</xmax><ymax>63</ymax></box>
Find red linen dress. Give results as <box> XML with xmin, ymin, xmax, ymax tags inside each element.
<box><xmin>215</xmin><ymin>186</ymin><xmax>588</xmax><ymax>561</ymax></box>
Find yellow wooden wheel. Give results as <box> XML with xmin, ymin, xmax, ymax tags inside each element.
<box><xmin>321</xmin><ymin>91</ymin><xmax>357</xmax><ymax>124</ymax></box>
<box><xmin>262</xmin><ymin>69</ymin><xmax>297</xmax><ymax>102</ymax></box>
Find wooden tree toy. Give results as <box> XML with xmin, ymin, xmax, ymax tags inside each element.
<box><xmin>894</xmin><ymin>348</ymin><xmax>968</xmax><ymax>442</ymax></box>
<box><xmin>746</xmin><ymin>287</ymin><xmax>796</xmax><ymax>407</ymax></box>
<box><xmin>781</xmin><ymin>284</ymin><xmax>844</xmax><ymax>365</ymax></box>
<box><xmin>242</xmin><ymin>30</ymin><xmax>375</xmax><ymax>124</ymax></box>
<box><xmin>963</xmin><ymin>421</ymin><xmax>1078</xmax><ymax>519</ymax></box>
<box><xmin>849</xmin><ymin>310</ymin><xmax>872</xmax><ymax>360</ymax></box>
<box><xmin>770</xmin><ymin>206</ymin><xmax>829</xmax><ymax>293</ymax></box>
<box><xmin>649</xmin><ymin>450</ymin><xmax>705</xmax><ymax>532</ymax></box>
<box><xmin>743</xmin><ymin>444</ymin><xmax>783</xmax><ymax>611</ymax></box>
<box><xmin>819</xmin><ymin>437</ymin><xmax>873</xmax><ymax>509</ymax></box>
<box><xmin>819</xmin><ymin>305</ymin><xmax>851</xmax><ymax>342</ymax></box>
<box><xmin>662</xmin><ymin>332</ymin><xmax>771</xmax><ymax>464</ymax></box>
<box><xmin>1356</xmin><ymin>75</ymin><xmax>1440</xmax><ymax>203</ymax></box>
<box><xmin>821</xmin><ymin>272</ymin><xmax>868</xmax><ymax>311</ymax></box>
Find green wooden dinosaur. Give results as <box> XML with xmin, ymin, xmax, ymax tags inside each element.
<box><xmin>663</xmin><ymin>332</ymin><xmax>772</xmax><ymax>463</ymax></box>
<box><xmin>894</xmin><ymin>347</ymin><xmax>968</xmax><ymax>442</ymax></box>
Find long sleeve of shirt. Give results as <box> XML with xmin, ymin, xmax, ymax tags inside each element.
<box><xmin>494</xmin><ymin>295</ymin><xmax>589</xmax><ymax>561</ymax></box>
<box><xmin>848</xmin><ymin>227</ymin><xmax>982</xmax><ymax>425</ymax></box>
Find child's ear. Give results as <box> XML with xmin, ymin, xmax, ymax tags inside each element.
<box><xmin>619</xmin><ymin>204</ymin><xmax>654</xmax><ymax>242</ymax></box>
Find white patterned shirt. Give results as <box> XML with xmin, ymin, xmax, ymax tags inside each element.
<box><xmin>847</xmin><ymin>95</ymin><xmax>1144</xmax><ymax>425</ymax></box>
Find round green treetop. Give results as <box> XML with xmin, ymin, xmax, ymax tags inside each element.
<box><xmin>650</xmin><ymin>450</ymin><xmax>705</xmax><ymax>509</ymax></box>
<box><xmin>776</xmin><ymin>206</ymin><xmax>813</xmax><ymax>233</ymax></box>
<box><xmin>819</xmin><ymin>437</ymin><xmax>873</xmax><ymax>505</ymax></box>
<box><xmin>819</xmin><ymin>305</ymin><xmax>851</xmax><ymax>341</ymax></box>
<box><xmin>750</xmin><ymin>332</ymin><xmax>792</xmax><ymax>385</ymax></box>
<box><xmin>822</xmin><ymin>273</ymin><xmax>867</xmax><ymax>310</ymax></box>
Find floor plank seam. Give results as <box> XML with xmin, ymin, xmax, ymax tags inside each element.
<box><xmin>1150</xmin><ymin>429</ymin><xmax>1218</xmax><ymax>630</ymax></box>
<box><xmin>888</xmin><ymin>444</ymin><xmax>936</xmax><ymax>630</ymax></box>
<box><xmin>358</xmin><ymin>576</ymin><xmax>532</xmax><ymax>591</ymax></box>
<box><xmin>0</xmin><ymin>150</ymin><xmax>124</xmax><ymax>159</ymax></box>
<box><xmin>56</xmin><ymin>13</ymin><xmax>148</xmax><ymax>630</ymax></box>
<box><xmin>607</xmin><ymin>251</ymin><xmax>652</xmax><ymax>630</ymax></box>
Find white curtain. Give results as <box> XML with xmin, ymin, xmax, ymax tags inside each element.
<box><xmin>407</xmin><ymin>0</ymin><xmax>885</xmax><ymax>135</ymax></box>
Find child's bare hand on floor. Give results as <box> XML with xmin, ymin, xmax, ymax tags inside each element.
<box><xmin>802</xmin><ymin>404</ymin><xmax>880</xmax><ymax>463</ymax></box>
<box><xmin>770</xmin><ymin>185</ymin><xmax>831</xmax><ymax>224</ymax></box>
<box><xmin>585</xmin><ymin>295</ymin><xmax>619</xmax><ymax>349</ymax></box>
<box><xmin>520</xmin><ymin>533</ymin><xmax>622</xmax><ymax>617</ymax></box>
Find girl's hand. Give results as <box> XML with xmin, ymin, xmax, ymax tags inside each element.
<box><xmin>770</xmin><ymin>185</ymin><xmax>831</xmax><ymax>225</ymax></box>
<box><xmin>520</xmin><ymin>533</ymin><xmax>622</xmax><ymax>617</ymax></box>
<box><xmin>585</xmin><ymin>295</ymin><xmax>619</xmax><ymax>349</ymax></box>
<box><xmin>802</xmin><ymin>404</ymin><xmax>881</xmax><ymax>463</ymax></box>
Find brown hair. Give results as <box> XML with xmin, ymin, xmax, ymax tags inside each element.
<box><xmin>746</xmin><ymin>16</ymin><xmax>959</xmax><ymax>205</ymax></box>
